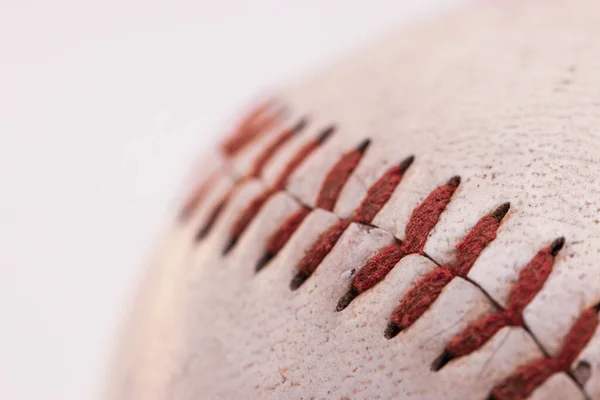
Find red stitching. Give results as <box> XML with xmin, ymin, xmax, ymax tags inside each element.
<box><xmin>490</xmin><ymin>307</ymin><xmax>598</xmax><ymax>400</ymax></box>
<box><xmin>272</xmin><ymin>127</ymin><xmax>334</xmax><ymax>190</ymax></box>
<box><xmin>435</xmin><ymin>238</ymin><xmax>565</xmax><ymax>369</ymax></box>
<box><xmin>221</xmin><ymin>127</ymin><xmax>334</xmax><ymax>253</ymax></box>
<box><xmin>256</xmin><ymin>207</ymin><xmax>311</xmax><ymax>272</ymax></box>
<box><xmin>289</xmin><ymin>155</ymin><xmax>414</xmax><ymax>289</ymax></box>
<box><xmin>188</xmin><ymin>111</ymin><xmax>599</xmax><ymax>398</ymax></box>
<box><xmin>248</xmin><ymin>121</ymin><xmax>305</xmax><ymax>178</ymax></box>
<box><xmin>224</xmin><ymin>189</ymin><xmax>276</xmax><ymax>254</ymax></box>
<box><xmin>336</xmin><ymin>176</ymin><xmax>460</xmax><ymax>311</ymax></box>
<box><xmin>452</xmin><ymin>202</ymin><xmax>510</xmax><ymax>277</ymax></box>
<box><xmin>291</xmin><ymin>220</ymin><xmax>352</xmax><ymax>289</ymax></box>
<box><xmin>221</xmin><ymin>102</ymin><xmax>280</xmax><ymax>156</ymax></box>
<box><xmin>353</xmin><ymin>156</ymin><xmax>415</xmax><ymax>225</ymax></box>
<box><xmin>192</xmin><ymin>120</ymin><xmax>304</xmax><ymax>236</ymax></box>
<box><xmin>384</xmin><ymin>202</ymin><xmax>510</xmax><ymax>337</ymax></box>
<box><xmin>316</xmin><ymin>139</ymin><xmax>371</xmax><ymax>211</ymax></box>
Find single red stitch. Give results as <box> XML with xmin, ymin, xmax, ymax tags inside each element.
<box><xmin>353</xmin><ymin>156</ymin><xmax>414</xmax><ymax>224</ymax></box>
<box><xmin>290</xmin><ymin>219</ymin><xmax>351</xmax><ymax>290</ymax></box>
<box><xmin>557</xmin><ymin>308</ymin><xmax>598</xmax><ymax>370</ymax></box>
<box><xmin>316</xmin><ymin>139</ymin><xmax>371</xmax><ymax>211</ymax></box>
<box><xmin>229</xmin><ymin>189</ymin><xmax>276</xmax><ymax>240</ymax></box>
<box><xmin>248</xmin><ymin>128</ymin><xmax>295</xmax><ymax>178</ymax></box>
<box><xmin>491</xmin><ymin>358</ymin><xmax>562</xmax><ymax>400</ymax></box>
<box><xmin>256</xmin><ymin>207</ymin><xmax>312</xmax><ymax>272</ymax></box>
<box><xmin>272</xmin><ymin>127</ymin><xmax>335</xmax><ymax>190</ymax></box>
<box><xmin>384</xmin><ymin>202</ymin><xmax>510</xmax><ymax>337</ymax></box>
<box><xmin>221</xmin><ymin>102</ymin><xmax>280</xmax><ymax>156</ymax></box>
<box><xmin>196</xmin><ymin>186</ymin><xmax>237</xmax><ymax>240</ymax></box>
<box><xmin>445</xmin><ymin>313</ymin><xmax>511</xmax><ymax>362</ymax></box>
<box><xmin>452</xmin><ymin>202</ymin><xmax>510</xmax><ymax>277</ymax></box>
<box><xmin>491</xmin><ymin>307</ymin><xmax>598</xmax><ymax>400</ymax></box>
<box><xmin>266</xmin><ymin>207</ymin><xmax>311</xmax><ymax>256</ymax></box>
<box><xmin>401</xmin><ymin>175</ymin><xmax>462</xmax><ymax>254</ymax></box>
<box><xmin>440</xmin><ymin>238</ymin><xmax>565</xmax><ymax>364</ymax></box>
<box><xmin>352</xmin><ymin>245</ymin><xmax>409</xmax><ymax>294</ymax></box>
<box><xmin>388</xmin><ymin>268</ymin><xmax>454</xmax><ymax>335</ymax></box>
<box><xmin>506</xmin><ymin>237</ymin><xmax>565</xmax><ymax>318</ymax></box>
<box><xmin>179</xmin><ymin>172</ymin><xmax>219</xmax><ymax>221</ymax></box>
<box><xmin>344</xmin><ymin>176</ymin><xmax>460</xmax><ymax>301</ymax></box>
<box><xmin>297</xmin><ymin>220</ymin><xmax>351</xmax><ymax>276</ymax></box>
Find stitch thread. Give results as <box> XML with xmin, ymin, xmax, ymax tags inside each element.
<box><xmin>256</xmin><ymin>207</ymin><xmax>311</xmax><ymax>272</ymax></box>
<box><xmin>207</xmin><ymin>125</ymin><xmax>333</xmax><ymax>246</ymax></box>
<box><xmin>290</xmin><ymin>156</ymin><xmax>414</xmax><ymax>289</ymax></box>
<box><xmin>179</xmin><ymin>172</ymin><xmax>219</xmax><ymax>221</ymax></box>
<box><xmin>490</xmin><ymin>306</ymin><xmax>598</xmax><ymax>400</ymax></box>
<box><xmin>336</xmin><ymin>176</ymin><xmax>460</xmax><ymax>311</ymax></box>
<box><xmin>353</xmin><ymin>156</ymin><xmax>415</xmax><ymax>224</ymax></box>
<box><xmin>248</xmin><ymin>119</ymin><xmax>306</xmax><ymax>178</ymax></box>
<box><xmin>291</xmin><ymin>220</ymin><xmax>352</xmax><ymax>290</ymax></box>
<box><xmin>192</xmin><ymin>111</ymin><xmax>598</xmax><ymax>399</ymax></box>
<box><xmin>434</xmin><ymin>238</ymin><xmax>565</xmax><ymax>370</ymax></box>
<box><xmin>316</xmin><ymin>139</ymin><xmax>371</xmax><ymax>211</ymax></box>
<box><xmin>221</xmin><ymin>102</ymin><xmax>281</xmax><ymax>156</ymax></box>
<box><xmin>272</xmin><ymin>127</ymin><xmax>335</xmax><ymax>190</ymax></box>
<box><xmin>385</xmin><ymin>202</ymin><xmax>510</xmax><ymax>338</ymax></box>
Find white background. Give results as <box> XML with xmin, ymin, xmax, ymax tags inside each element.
<box><xmin>0</xmin><ymin>1</ymin><xmax>465</xmax><ymax>399</ymax></box>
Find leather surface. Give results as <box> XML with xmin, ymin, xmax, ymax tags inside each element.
<box><xmin>107</xmin><ymin>1</ymin><xmax>600</xmax><ymax>398</ymax></box>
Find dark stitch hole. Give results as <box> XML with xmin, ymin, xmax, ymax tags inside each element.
<box><xmin>196</xmin><ymin>201</ymin><xmax>227</xmax><ymax>241</ymax></box>
<box><xmin>255</xmin><ymin>252</ymin><xmax>274</xmax><ymax>273</ymax></box>
<box><xmin>594</xmin><ymin>302</ymin><xmax>600</xmax><ymax>313</ymax></box>
<box><xmin>355</xmin><ymin>138</ymin><xmax>372</xmax><ymax>154</ymax></box>
<box><xmin>222</xmin><ymin>236</ymin><xmax>239</xmax><ymax>255</ymax></box>
<box><xmin>398</xmin><ymin>155</ymin><xmax>415</xmax><ymax>173</ymax></box>
<box><xmin>573</xmin><ymin>360</ymin><xmax>592</xmax><ymax>386</ymax></box>
<box><xmin>550</xmin><ymin>236</ymin><xmax>566</xmax><ymax>256</ymax></box>
<box><xmin>384</xmin><ymin>321</ymin><xmax>402</xmax><ymax>339</ymax></box>
<box><xmin>317</xmin><ymin>125</ymin><xmax>336</xmax><ymax>144</ymax></box>
<box><xmin>292</xmin><ymin>118</ymin><xmax>308</xmax><ymax>133</ymax></box>
<box><xmin>448</xmin><ymin>175</ymin><xmax>461</xmax><ymax>187</ymax></box>
<box><xmin>491</xmin><ymin>202</ymin><xmax>511</xmax><ymax>221</ymax></box>
<box><xmin>336</xmin><ymin>287</ymin><xmax>359</xmax><ymax>312</ymax></box>
<box><xmin>431</xmin><ymin>350</ymin><xmax>453</xmax><ymax>371</ymax></box>
<box><xmin>290</xmin><ymin>270</ymin><xmax>310</xmax><ymax>291</ymax></box>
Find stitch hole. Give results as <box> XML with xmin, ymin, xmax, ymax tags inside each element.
<box><xmin>292</xmin><ymin>117</ymin><xmax>308</xmax><ymax>133</ymax></box>
<box><xmin>491</xmin><ymin>202</ymin><xmax>511</xmax><ymax>221</ymax></box>
<box><xmin>384</xmin><ymin>321</ymin><xmax>402</xmax><ymax>339</ymax></box>
<box><xmin>336</xmin><ymin>287</ymin><xmax>359</xmax><ymax>312</ymax></box>
<box><xmin>573</xmin><ymin>360</ymin><xmax>592</xmax><ymax>386</ymax></box>
<box><xmin>222</xmin><ymin>237</ymin><xmax>237</xmax><ymax>255</ymax></box>
<box><xmin>317</xmin><ymin>125</ymin><xmax>336</xmax><ymax>144</ymax></box>
<box><xmin>290</xmin><ymin>270</ymin><xmax>310</xmax><ymax>291</ymax></box>
<box><xmin>550</xmin><ymin>236</ymin><xmax>566</xmax><ymax>256</ymax></box>
<box><xmin>356</xmin><ymin>138</ymin><xmax>371</xmax><ymax>154</ymax></box>
<box><xmin>255</xmin><ymin>252</ymin><xmax>274</xmax><ymax>273</ymax></box>
<box><xmin>431</xmin><ymin>350</ymin><xmax>453</xmax><ymax>371</ymax></box>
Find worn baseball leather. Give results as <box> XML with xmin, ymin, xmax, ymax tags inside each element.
<box><xmin>106</xmin><ymin>1</ymin><xmax>600</xmax><ymax>399</ymax></box>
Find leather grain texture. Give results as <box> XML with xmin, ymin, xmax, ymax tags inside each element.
<box><xmin>107</xmin><ymin>1</ymin><xmax>600</xmax><ymax>398</ymax></box>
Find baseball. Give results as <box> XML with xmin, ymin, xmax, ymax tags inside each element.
<box><xmin>107</xmin><ymin>1</ymin><xmax>600</xmax><ymax>399</ymax></box>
